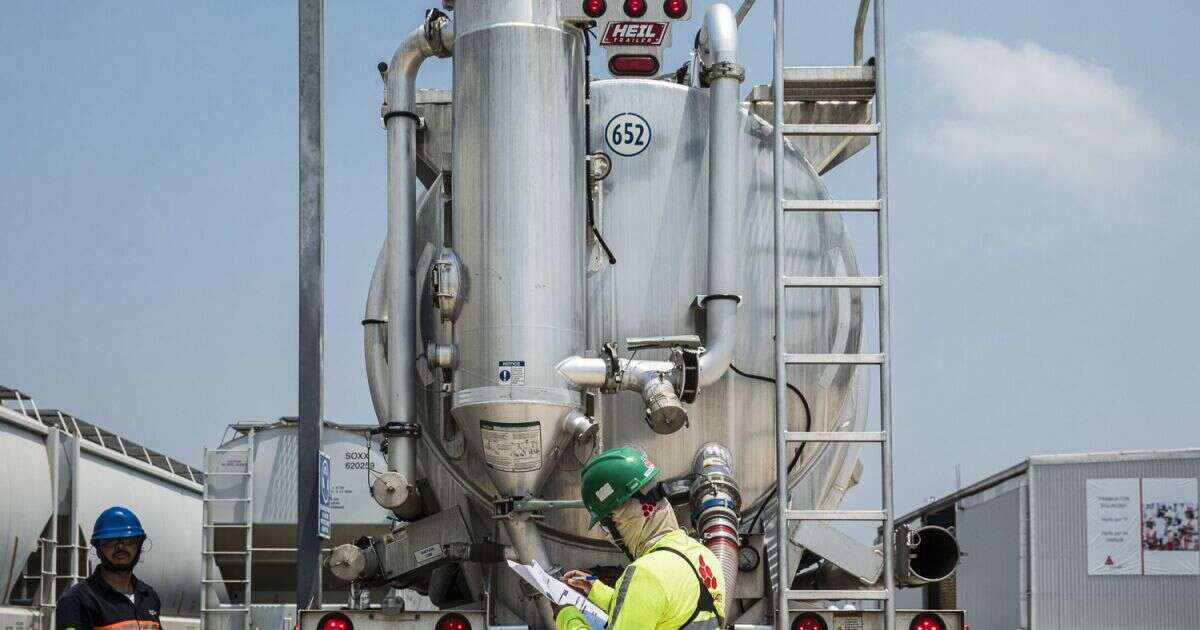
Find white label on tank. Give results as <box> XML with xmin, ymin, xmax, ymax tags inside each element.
<box><xmin>497</xmin><ymin>360</ymin><xmax>526</xmax><ymax>386</ymax></box>
<box><xmin>605</xmin><ymin>112</ymin><xmax>652</xmax><ymax>157</ymax></box>
<box><xmin>414</xmin><ymin>544</ymin><xmax>445</xmax><ymax>565</ymax></box>
<box><xmin>480</xmin><ymin>421</ymin><xmax>542</xmax><ymax>472</ymax></box>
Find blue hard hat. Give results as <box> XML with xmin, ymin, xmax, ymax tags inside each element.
<box><xmin>91</xmin><ymin>506</ymin><xmax>146</xmax><ymax>542</ymax></box>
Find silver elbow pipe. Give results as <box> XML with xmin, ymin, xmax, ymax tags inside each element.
<box><xmin>369</xmin><ymin>13</ymin><xmax>451</xmax><ymax>512</ymax></box>
<box><xmin>696</xmin><ymin>3</ymin><xmax>742</xmax><ymax>389</ymax></box>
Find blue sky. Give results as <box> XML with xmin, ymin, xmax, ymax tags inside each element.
<box><xmin>2</xmin><ymin>1</ymin><xmax>1197</xmax><ymax>515</ymax></box>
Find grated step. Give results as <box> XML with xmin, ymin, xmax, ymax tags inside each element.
<box><xmin>786</xmin><ymin>589</ymin><xmax>890</xmax><ymax>601</ymax></box>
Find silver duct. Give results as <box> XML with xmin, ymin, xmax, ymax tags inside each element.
<box><xmin>373</xmin><ymin>11</ymin><xmax>452</xmax><ymax>518</ymax></box>
<box><xmin>690</xmin><ymin>443</ymin><xmax>742</xmax><ymax>601</ymax></box>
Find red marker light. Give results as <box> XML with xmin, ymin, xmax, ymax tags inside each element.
<box><xmin>583</xmin><ymin>0</ymin><xmax>607</xmax><ymax>18</ymax></box>
<box><xmin>318</xmin><ymin>613</ymin><xmax>353</xmax><ymax>630</ymax></box>
<box><xmin>908</xmin><ymin>614</ymin><xmax>946</xmax><ymax>630</ymax></box>
<box><xmin>662</xmin><ymin>0</ymin><xmax>687</xmax><ymax>19</ymax></box>
<box><xmin>792</xmin><ymin>613</ymin><xmax>828</xmax><ymax>630</ymax></box>
<box><xmin>623</xmin><ymin>0</ymin><xmax>647</xmax><ymax>17</ymax></box>
<box><xmin>608</xmin><ymin>55</ymin><xmax>659</xmax><ymax>76</ymax></box>
<box><xmin>435</xmin><ymin>613</ymin><xmax>472</xmax><ymax>630</ymax></box>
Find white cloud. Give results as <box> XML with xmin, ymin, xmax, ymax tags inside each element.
<box><xmin>908</xmin><ymin>31</ymin><xmax>1175</xmax><ymax>198</ymax></box>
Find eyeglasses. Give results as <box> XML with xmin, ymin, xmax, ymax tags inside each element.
<box><xmin>96</xmin><ymin>537</ymin><xmax>142</xmax><ymax>550</ymax></box>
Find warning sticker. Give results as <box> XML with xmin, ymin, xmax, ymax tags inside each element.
<box><xmin>832</xmin><ymin>613</ymin><xmax>863</xmax><ymax>630</ymax></box>
<box><xmin>480</xmin><ymin>421</ymin><xmax>542</xmax><ymax>472</ymax></box>
<box><xmin>498</xmin><ymin>360</ymin><xmax>526</xmax><ymax>386</ymax></box>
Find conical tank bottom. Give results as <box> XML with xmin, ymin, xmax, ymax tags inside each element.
<box><xmin>450</xmin><ymin>386</ymin><xmax>580</xmax><ymax>498</ymax></box>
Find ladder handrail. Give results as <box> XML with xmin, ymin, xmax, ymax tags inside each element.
<box><xmin>772</xmin><ymin>1</ymin><xmax>893</xmax><ymax>628</ymax></box>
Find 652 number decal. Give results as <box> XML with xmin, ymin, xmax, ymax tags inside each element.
<box><xmin>605</xmin><ymin>112</ymin><xmax>652</xmax><ymax>157</ymax></box>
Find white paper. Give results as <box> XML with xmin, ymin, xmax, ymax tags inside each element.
<box><xmin>506</xmin><ymin>559</ymin><xmax>608</xmax><ymax>628</ymax></box>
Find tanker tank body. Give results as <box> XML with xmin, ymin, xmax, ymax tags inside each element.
<box><xmin>347</xmin><ymin>2</ymin><xmax>955</xmax><ymax>628</ymax></box>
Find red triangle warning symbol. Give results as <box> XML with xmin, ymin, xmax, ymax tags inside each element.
<box><xmin>1105</xmin><ymin>556</ymin><xmax>1115</xmax><ymax>566</ymax></box>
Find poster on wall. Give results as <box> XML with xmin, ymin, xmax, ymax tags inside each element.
<box><xmin>1086</xmin><ymin>478</ymin><xmax>1199</xmax><ymax>576</ymax></box>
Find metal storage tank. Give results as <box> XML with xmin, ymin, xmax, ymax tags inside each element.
<box><xmin>0</xmin><ymin>387</ymin><xmax>205</xmax><ymax>630</ymax></box>
<box><xmin>201</xmin><ymin>420</ymin><xmax>392</xmax><ymax>629</ymax></box>
<box><xmin>898</xmin><ymin>449</ymin><xmax>1200</xmax><ymax>629</ymax></box>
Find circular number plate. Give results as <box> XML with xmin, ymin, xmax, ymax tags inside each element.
<box><xmin>604</xmin><ymin>112</ymin><xmax>652</xmax><ymax>157</ymax></box>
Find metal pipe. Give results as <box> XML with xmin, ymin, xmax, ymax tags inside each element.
<box><xmin>696</xmin><ymin>3</ymin><xmax>742</xmax><ymax>389</ymax></box>
<box><xmin>874</xmin><ymin>1</ymin><xmax>896</xmax><ymax>628</ymax></box>
<box><xmin>853</xmin><ymin>0</ymin><xmax>870</xmax><ymax>65</ymax></box>
<box><xmin>297</xmin><ymin>0</ymin><xmax>325</xmax><ymax>610</ymax></box>
<box><xmin>771</xmin><ymin>0</ymin><xmax>789</xmax><ymax>625</ymax></box>
<box><xmin>503</xmin><ymin>518</ymin><xmax>558</xmax><ymax>628</ymax></box>
<box><xmin>384</xmin><ymin>13</ymin><xmax>452</xmax><ymax>434</ymax></box>
<box><xmin>381</xmin><ymin>14</ymin><xmax>452</xmax><ymax>489</ymax></box>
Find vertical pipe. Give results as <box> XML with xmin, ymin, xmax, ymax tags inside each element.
<box><xmin>874</xmin><ymin>1</ymin><xmax>895</xmax><ymax>629</ymax></box>
<box><xmin>771</xmin><ymin>0</ymin><xmax>789</xmax><ymax>626</ymax></box>
<box><xmin>297</xmin><ymin>0</ymin><xmax>324</xmax><ymax>611</ymax></box>
<box><xmin>502</xmin><ymin>519</ymin><xmax>557</xmax><ymax>628</ymax></box>
<box><xmin>69</xmin><ymin>434</ymin><xmax>80</xmax><ymax>586</ymax></box>
<box><xmin>1018</xmin><ymin>478</ymin><xmax>1030</xmax><ymax>628</ymax></box>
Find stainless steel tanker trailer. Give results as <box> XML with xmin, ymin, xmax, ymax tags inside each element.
<box><xmin>300</xmin><ymin>2</ymin><xmax>963</xmax><ymax>629</ymax></box>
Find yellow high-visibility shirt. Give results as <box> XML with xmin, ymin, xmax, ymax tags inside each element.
<box><xmin>556</xmin><ymin>529</ymin><xmax>725</xmax><ymax>630</ymax></box>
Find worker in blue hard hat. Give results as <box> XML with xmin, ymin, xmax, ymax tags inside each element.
<box><xmin>56</xmin><ymin>506</ymin><xmax>163</xmax><ymax>630</ymax></box>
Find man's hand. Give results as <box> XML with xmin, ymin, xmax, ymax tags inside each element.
<box><xmin>562</xmin><ymin>569</ymin><xmax>594</xmax><ymax>596</ymax></box>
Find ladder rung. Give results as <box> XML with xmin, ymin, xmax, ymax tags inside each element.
<box><xmin>783</xmin><ymin>276</ymin><xmax>882</xmax><ymax>288</ymax></box>
<box><xmin>782</xmin><ymin>123</ymin><xmax>880</xmax><ymax>136</ymax></box>
<box><xmin>204</xmin><ymin>472</ymin><xmax>251</xmax><ymax>476</ymax></box>
<box><xmin>783</xmin><ymin>353</ymin><xmax>884</xmax><ymax>365</ymax></box>
<box><xmin>202</xmin><ymin>579</ymin><xmax>248</xmax><ymax>583</ymax></box>
<box><xmin>786</xmin><ymin>509</ymin><xmax>887</xmax><ymax>522</ymax></box>
<box><xmin>784</xmin><ymin>431</ymin><xmax>886</xmax><ymax>443</ymax></box>
<box><xmin>206</xmin><ymin>498</ymin><xmax>251</xmax><ymax>502</ymax></box>
<box><xmin>202</xmin><ymin>551</ymin><xmax>250</xmax><ymax>555</ymax></box>
<box><xmin>202</xmin><ymin>608</ymin><xmax>251</xmax><ymax>613</ymax></box>
<box><xmin>783</xmin><ymin>199</ymin><xmax>881</xmax><ymax>212</ymax></box>
<box><xmin>205</xmin><ymin>524</ymin><xmax>252</xmax><ymax>529</ymax></box>
<box><xmin>786</xmin><ymin>589</ymin><xmax>890</xmax><ymax>601</ymax></box>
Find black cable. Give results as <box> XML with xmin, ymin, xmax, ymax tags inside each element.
<box><xmin>581</xmin><ymin>21</ymin><xmax>616</xmax><ymax>265</ymax></box>
<box><xmin>729</xmin><ymin>364</ymin><xmax>812</xmax><ymax>534</ymax></box>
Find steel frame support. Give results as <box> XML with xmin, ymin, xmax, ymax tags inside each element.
<box><xmin>297</xmin><ymin>0</ymin><xmax>324</xmax><ymax>612</ymax></box>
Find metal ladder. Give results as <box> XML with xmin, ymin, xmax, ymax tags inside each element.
<box><xmin>201</xmin><ymin>429</ymin><xmax>256</xmax><ymax>630</ymax></box>
<box><xmin>770</xmin><ymin>0</ymin><xmax>894</xmax><ymax>629</ymax></box>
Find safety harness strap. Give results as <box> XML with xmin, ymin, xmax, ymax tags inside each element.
<box><xmin>652</xmin><ymin>546</ymin><xmax>724</xmax><ymax>630</ymax></box>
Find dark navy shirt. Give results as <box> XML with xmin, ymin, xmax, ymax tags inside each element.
<box><xmin>56</xmin><ymin>570</ymin><xmax>161</xmax><ymax>630</ymax></box>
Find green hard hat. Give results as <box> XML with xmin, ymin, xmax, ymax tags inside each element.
<box><xmin>581</xmin><ymin>447</ymin><xmax>659</xmax><ymax>527</ymax></box>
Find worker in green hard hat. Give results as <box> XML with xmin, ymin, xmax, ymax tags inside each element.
<box><xmin>555</xmin><ymin>446</ymin><xmax>725</xmax><ymax>630</ymax></box>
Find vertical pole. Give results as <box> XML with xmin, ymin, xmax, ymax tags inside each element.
<box><xmin>771</xmin><ymin>0</ymin><xmax>788</xmax><ymax>627</ymax></box>
<box><xmin>297</xmin><ymin>0</ymin><xmax>324</xmax><ymax>612</ymax></box>
<box><xmin>873</xmin><ymin>1</ymin><xmax>895</xmax><ymax>629</ymax></box>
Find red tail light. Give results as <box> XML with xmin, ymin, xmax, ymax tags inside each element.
<box><xmin>318</xmin><ymin>613</ymin><xmax>352</xmax><ymax>630</ymax></box>
<box><xmin>583</xmin><ymin>0</ymin><xmax>607</xmax><ymax>18</ymax></box>
<box><xmin>623</xmin><ymin>0</ymin><xmax>647</xmax><ymax>17</ymax></box>
<box><xmin>435</xmin><ymin>613</ymin><xmax>471</xmax><ymax>630</ymax></box>
<box><xmin>662</xmin><ymin>0</ymin><xmax>687</xmax><ymax>18</ymax></box>
<box><xmin>792</xmin><ymin>613</ymin><xmax>828</xmax><ymax>630</ymax></box>
<box><xmin>609</xmin><ymin>55</ymin><xmax>659</xmax><ymax>76</ymax></box>
<box><xmin>909</xmin><ymin>613</ymin><xmax>946</xmax><ymax>630</ymax></box>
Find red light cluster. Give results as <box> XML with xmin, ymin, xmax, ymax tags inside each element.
<box><xmin>792</xmin><ymin>613</ymin><xmax>828</xmax><ymax>630</ymax></box>
<box><xmin>663</xmin><ymin>0</ymin><xmax>687</xmax><ymax>18</ymax></box>
<box><xmin>909</xmin><ymin>614</ymin><xmax>945</xmax><ymax>630</ymax></box>
<box><xmin>583</xmin><ymin>0</ymin><xmax>607</xmax><ymax>18</ymax></box>
<box><xmin>609</xmin><ymin>55</ymin><xmax>659</xmax><ymax>76</ymax></box>
<box><xmin>318</xmin><ymin>614</ymin><xmax>352</xmax><ymax>630</ymax></box>
<box><xmin>623</xmin><ymin>0</ymin><xmax>647</xmax><ymax>17</ymax></box>
<box><xmin>435</xmin><ymin>613</ymin><xmax>472</xmax><ymax>630</ymax></box>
